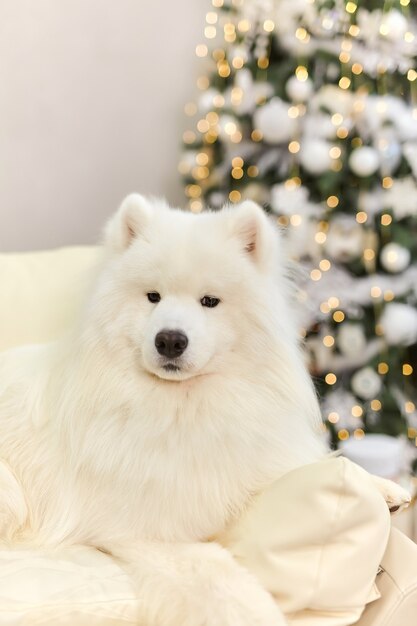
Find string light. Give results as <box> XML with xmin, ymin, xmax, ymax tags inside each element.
<box><xmin>290</xmin><ymin>214</ymin><xmax>302</xmax><ymax>226</ymax></box>
<box><xmin>296</xmin><ymin>66</ymin><xmax>309</xmax><ymax>81</ymax></box>
<box><xmin>356</xmin><ymin>211</ymin><xmax>367</xmax><ymax>223</ymax></box>
<box><xmin>237</xmin><ymin>19</ymin><xmax>250</xmax><ymax>33</ymax></box>
<box><xmin>184</xmin><ymin>102</ymin><xmax>197</xmax><ymax>116</ymax></box>
<box><xmin>310</xmin><ymin>269</ymin><xmax>322</xmax><ymax>281</ymax></box>
<box><xmin>263</xmin><ymin>19</ymin><xmax>275</xmax><ymax>32</ymax></box>
<box><xmin>288</xmin><ymin>140</ymin><xmax>300</xmax><ymax>154</ymax></box>
<box><xmin>338</xmin><ymin>429</ymin><xmax>349</xmax><ymax>440</ymax></box>
<box><xmin>328</xmin><ymin>412</ymin><xmax>339</xmax><ymax>423</ymax></box>
<box><xmin>333</xmin><ymin>310</ymin><xmax>345</xmax><ymax>322</ymax></box>
<box><xmin>251</xmin><ymin>129</ymin><xmax>263</xmax><ymax>142</ymax></box>
<box><xmin>378</xmin><ymin>362</ymin><xmax>389</xmax><ymax>375</ymax></box>
<box><xmin>197</xmin><ymin>76</ymin><xmax>210</xmax><ymax>90</ymax></box>
<box><xmin>247</xmin><ymin>165</ymin><xmax>258</xmax><ymax>177</ymax></box>
<box><xmin>406</xmin><ymin>402</ymin><xmax>416</xmax><ymax>413</ymax></box>
<box><xmin>354</xmin><ymin>429</ymin><xmax>365</xmax><ymax>439</ymax></box>
<box><xmin>183</xmin><ymin>130</ymin><xmax>196</xmax><ymax>144</ymax></box>
<box><xmin>232</xmin><ymin>157</ymin><xmax>244</xmax><ymax>167</ymax></box>
<box><xmin>190</xmin><ymin>200</ymin><xmax>203</xmax><ymax>213</ymax></box>
<box><xmin>403</xmin><ymin>364</ymin><xmax>414</xmax><ymax>376</ymax></box>
<box><xmin>325</xmin><ymin>373</ymin><xmax>337</xmax><ymax>385</ymax></box>
<box><xmin>213</xmin><ymin>94</ymin><xmax>225</xmax><ymax>107</ymax></box>
<box><xmin>231</xmin><ymin>167</ymin><xmax>244</xmax><ymax>179</ymax></box>
<box><xmin>229</xmin><ymin>190</ymin><xmax>241</xmax><ymax>203</ymax></box>
<box><xmin>197</xmin><ymin>119</ymin><xmax>210</xmax><ymax>133</ymax></box>
<box><xmin>186</xmin><ymin>184</ymin><xmax>202</xmax><ymax>198</ymax></box>
<box><xmin>319</xmin><ymin>259</ymin><xmax>331</xmax><ymax>271</ymax></box>
<box><xmin>346</xmin><ymin>1</ymin><xmax>357</xmax><ymax>13</ymax></box>
<box><xmin>218</xmin><ymin>61</ymin><xmax>231</xmax><ymax>77</ymax></box>
<box><xmin>351</xmin><ymin>405</ymin><xmax>363</xmax><ymax>417</ymax></box>
<box><xmin>339</xmin><ymin>77</ymin><xmax>351</xmax><ymax>89</ymax></box>
<box><xmin>323</xmin><ymin>335</ymin><xmax>335</xmax><ymax>347</ymax></box>
<box><xmin>370</xmin><ymin>286</ymin><xmax>382</xmax><ymax>298</ymax></box>
<box><xmin>381</xmin><ymin>214</ymin><xmax>392</xmax><ymax>226</ymax></box>
<box><xmin>337</xmin><ymin>127</ymin><xmax>349</xmax><ymax>139</ymax></box>
<box><xmin>328</xmin><ymin>297</ymin><xmax>340</xmax><ymax>308</ymax></box>
<box><xmin>315</xmin><ymin>231</ymin><xmax>327</xmax><ymax>244</ymax></box>
<box><xmin>204</xmin><ymin>26</ymin><xmax>216</xmax><ymax>39</ymax></box>
<box><xmin>382</xmin><ymin>177</ymin><xmax>393</xmax><ymax>188</ymax></box>
<box><xmin>196</xmin><ymin>44</ymin><xmax>208</xmax><ymax>58</ymax></box>
<box><xmin>371</xmin><ymin>399</ymin><xmax>382</xmax><ymax>411</ymax></box>
<box><xmin>363</xmin><ymin>248</ymin><xmax>375</xmax><ymax>261</ymax></box>
<box><xmin>206</xmin><ymin>12</ymin><xmax>217</xmax><ymax>24</ymax></box>
<box><xmin>258</xmin><ymin>58</ymin><xmax>269</xmax><ymax>69</ymax></box>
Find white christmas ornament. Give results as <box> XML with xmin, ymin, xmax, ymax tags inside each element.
<box><xmin>253</xmin><ymin>98</ymin><xmax>296</xmax><ymax>144</ymax></box>
<box><xmin>324</xmin><ymin>216</ymin><xmax>364</xmax><ymax>262</ymax></box>
<box><xmin>381</xmin><ymin>10</ymin><xmax>408</xmax><ymax>42</ymax></box>
<box><xmin>351</xmin><ymin>367</ymin><xmax>382</xmax><ymax>400</ymax></box>
<box><xmin>349</xmin><ymin>146</ymin><xmax>380</xmax><ymax>177</ymax></box>
<box><xmin>380</xmin><ymin>242</ymin><xmax>411</xmax><ymax>273</ymax></box>
<box><xmin>299</xmin><ymin>139</ymin><xmax>332</xmax><ymax>175</ymax></box>
<box><xmin>286</xmin><ymin>76</ymin><xmax>313</xmax><ymax>102</ymax></box>
<box><xmin>337</xmin><ymin>323</ymin><xmax>367</xmax><ymax>358</ymax></box>
<box><xmin>380</xmin><ymin>303</ymin><xmax>417</xmax><ymax>347</ymax></box>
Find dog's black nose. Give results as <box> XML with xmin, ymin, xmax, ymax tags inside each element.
<box><xmin>155</xmin><ymin>330</ymin><xmax>188</xmax><ymax>358</ymax></box>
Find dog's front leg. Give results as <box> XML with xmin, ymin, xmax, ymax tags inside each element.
<box><xmin>0</xmin><ymin>460</ymin><xmax>28</xmax><ymax>542</ymax></box>
<box><xmin>104</xmin><ymin>539</ymin><xmax>286</xmax><ymax>626</ymax></box>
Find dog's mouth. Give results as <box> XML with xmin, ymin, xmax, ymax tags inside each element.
<box><xmin>162</xmin><ymin>363</ymin><xmax>180</xmax><ymax>373</ymax></box>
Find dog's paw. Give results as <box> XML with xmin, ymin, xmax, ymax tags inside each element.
<box><xmin>370</xmin><ymin>474</ymin><xmax>411</xmax><ymax>514</ymax></box>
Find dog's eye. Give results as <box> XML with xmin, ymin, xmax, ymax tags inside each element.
<box><xmin>147</xmin><ymin>292</ymin><xmax>161</xmax><ymax>303</ymax></box>
<box><xmin>200</xmin><ymin>296</ymin><xmax>220</xmax><ymax>308</ymax></box>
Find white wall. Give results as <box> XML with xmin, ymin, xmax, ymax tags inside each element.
<box><xmin>0</xmin><ymin>0</ymin><xmax>207</xmax><ymax>251</ymax></box>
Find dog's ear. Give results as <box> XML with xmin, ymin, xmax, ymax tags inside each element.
<box><xmin>104</xmin><ymin>194</ymin><xmax>152</xmax><ymax>252</ymax></box>
<box><xmin>228</xmin><ymin>201</ymin><xmax>278</xmax><ymax>270</ymax></box>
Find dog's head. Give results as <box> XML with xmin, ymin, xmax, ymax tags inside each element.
<box><xmin>92</xmin><ymin>194</ymin><xmax>297</xmax><ymax>383</ymax></box>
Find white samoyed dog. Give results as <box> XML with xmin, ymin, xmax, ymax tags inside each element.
<box><xmin>0</xmin><ymin>195</ymin><xmax>409</xmax><ymax>626</ymax></box>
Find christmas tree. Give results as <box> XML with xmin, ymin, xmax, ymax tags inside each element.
<box><xmin>180</xmin><ymin>0</ymin><xmax>417</xmax><ymax>466</ymax></box>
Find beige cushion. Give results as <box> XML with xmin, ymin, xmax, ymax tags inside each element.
<box><xmin>357</xmin><ymin>528</ymin><xmax>417</xmax><ymax>626</ymax></box>
<box><xmin>0</xmin><ymin>247</ymin><xmax>101</xmax><ymax>351</ymax></box>
<box><xmin>219</xmin><ymin>457</ymin><xmax>391</xmax><ymax>626</ymax></box>
<box><xmin>0</xmin><ymin>546</ymin><xmax>139</xmax><ymax>625</ymax></box>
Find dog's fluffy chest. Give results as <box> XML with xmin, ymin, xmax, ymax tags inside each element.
<box><xmin>73</xmin><ymin>388</ymin><xmax>276</xmax><ymax>544</ymax></box>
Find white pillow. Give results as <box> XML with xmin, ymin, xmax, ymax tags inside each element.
<box><xmin>0</xmin><ymin>545</ymin><xmax>139</xmax><ymax>625</ymax></box>
<box><xmin>0</xmin><ymin>247</ymin><xmax>101</xmax><ymax>352</ymax></box>
<box><xmin>218</xmin><ymin>457</ymin><xmax>391</xmax><ymax>626</ymax></box>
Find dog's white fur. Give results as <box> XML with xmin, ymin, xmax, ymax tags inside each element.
<box><xmin>0</xmin><ymin>196</ymin><xmax>409</xmax><ymax>625</ymax></box>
